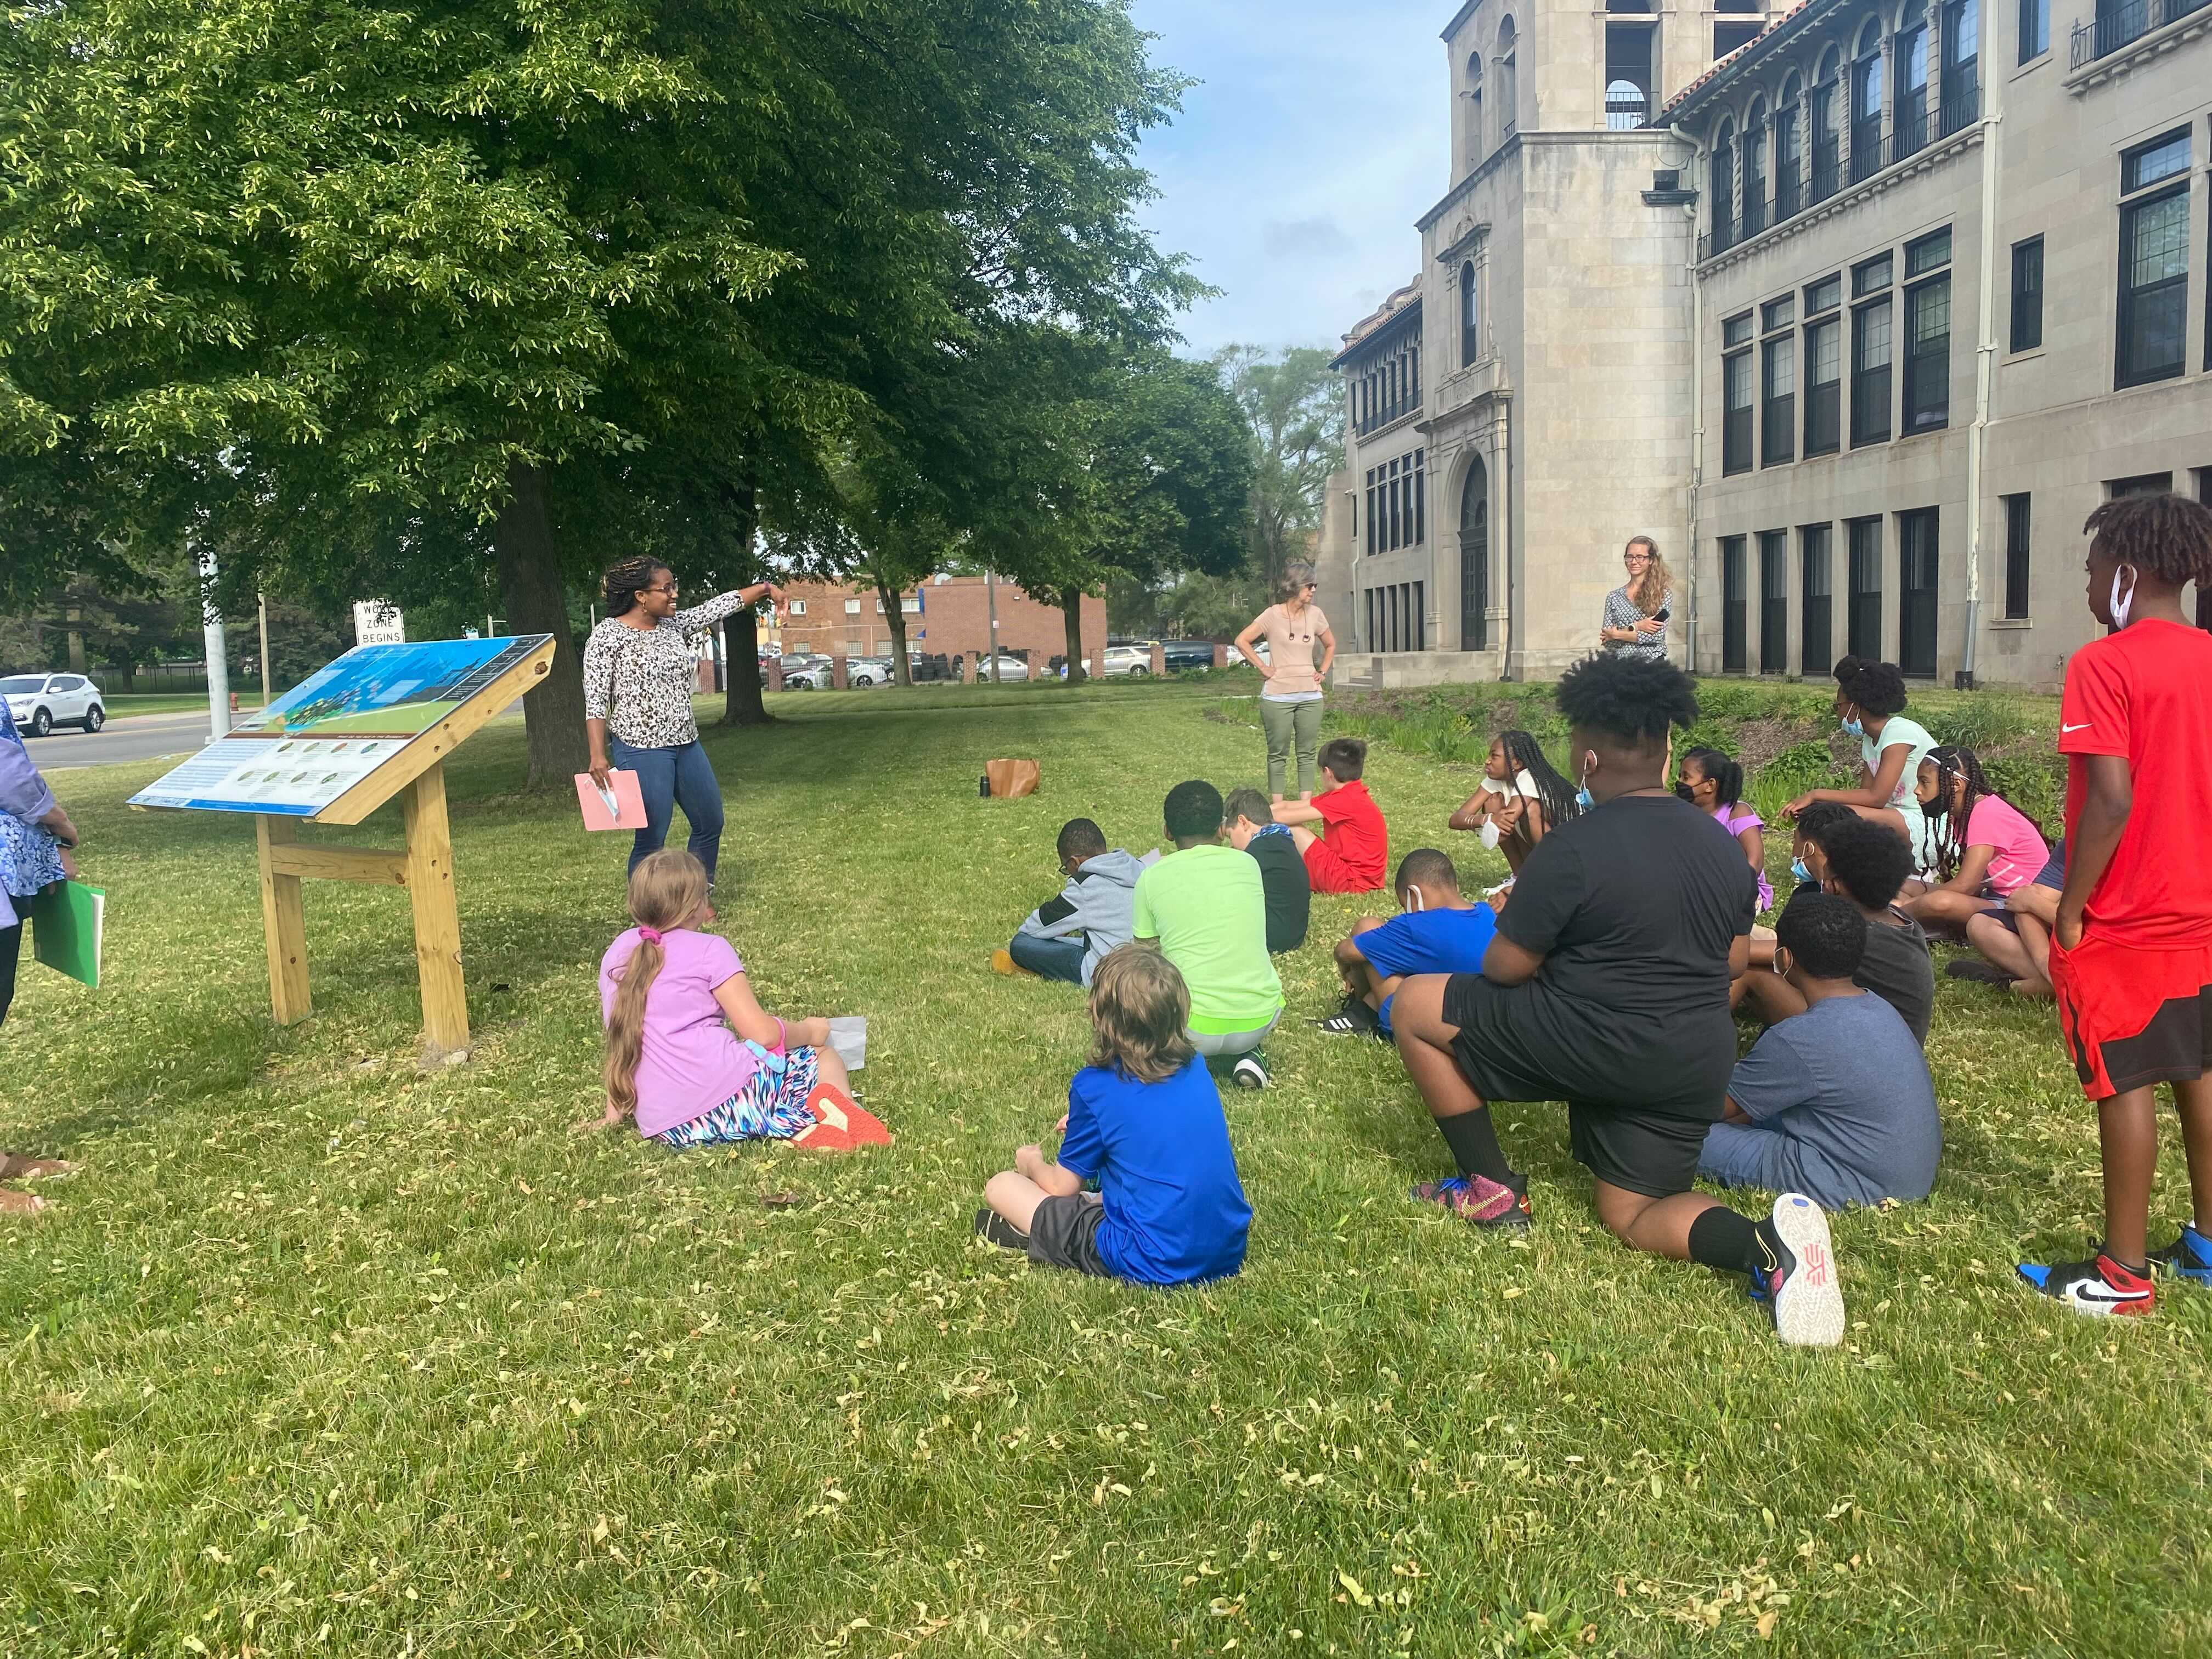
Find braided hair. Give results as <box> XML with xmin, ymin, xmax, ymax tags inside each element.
<box><xmin>602</xmin><ymin>556</ymin><xmax>672</xmax><ymax>618</ymax></box>
<box><xmin>1921</xmin><ymin>744</ymin><xmax>1999</xmax><ymax>885</ymax></box>
<box><xmin>1498</xmin><ymin>729</ymin><xmax>1582</xmax><ymax>831</ymax></box>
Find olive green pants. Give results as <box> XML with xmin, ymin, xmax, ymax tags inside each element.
<box><xmin>1260</xmin><ymin>697</ymin><xmax>1323</xmax><ymax>798</ymax></box>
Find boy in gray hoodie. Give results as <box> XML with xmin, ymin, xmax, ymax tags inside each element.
<box><xmin>996</xmin><ymin>819</ymin><xmax>1148</xmax><ymax>986</ymax></box>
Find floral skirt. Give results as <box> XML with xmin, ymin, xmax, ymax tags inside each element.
<box><xmin>652</xmin><ymin>1042</ymin><xmax>820</xmax><ymax>1150</ymax></box>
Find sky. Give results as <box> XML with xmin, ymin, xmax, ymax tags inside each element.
<box><xmin>1126</xmin><ymin>1</ymin><xmax>1451</xmax><ymax>359</ymax></box>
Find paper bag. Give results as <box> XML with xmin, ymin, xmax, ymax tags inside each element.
<box><xmin>575</xmin><ymin>769</ymin><xmax>648</xmax><ymax>831</ymax></box>
<box><xmin>984</xmin><ymin>758</ymin><xmax>1040</xmax><ymax>799</ymax></box>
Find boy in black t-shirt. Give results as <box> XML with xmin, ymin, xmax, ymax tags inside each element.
<box><xmin>1224</xmin><ymin>787</ymin><xmax>1311</xmax><ymax>953</ymax></box>
<box><xmin>1389</xmin><ymin>653</ymin><xmax>1848</xmax><ymax>1347</ymax></box>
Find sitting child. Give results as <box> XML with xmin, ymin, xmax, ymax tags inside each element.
<box><xmin>1133</xmin><ymin>781</ymin><xmax>1285</xmax><ymax>1090</ymax></box>
<box><xmin>1957</xmin><ymin>840</ymin><xmax>2064</xmax><ymax>998</ymax></box>
<box><xmin>595</xmin><ymin>850</ymin><xmax>887</xmax><ymax>1150</ymax></box>
<box><xmin>995</xmin><ymin>816</ymin><xmax>1146</xmax><ymax>985</ymax></box>
<box><xmin>1900</xmin><ymin>745</ymin><xmax>2051</xmax><ymax>938</ymax></box>
<box><xmin>1678</xmin><ymin>746</ymin><xmax>1774</xmax><ymax>913</ymax></box>
<box><xmin>1742</xmin><ymin>800</ymin><xmax>1855</xmax><ymax>979</ymax></box>
<box><xmin>1446</xmin><ymin>730</ymin><xmax>1578</xmax><ymax>876</ymax></box>
<box><xmin>1321</xmin><ymin>849</ymin><xmax>1497</xmax><ymax>1037</ymax></box>
<box><xmin>1741</xmin><ymin>815</ymin><xmax>1934</xmax><ymax>1044</ymax></box>
<box><xmin>1273</xmin><ymin>737</ymin><xmax>1387</xmax><ymax>894</ymax></box>
<box><xmin>1223</xmin><ymin>787</ymin><xmax>1311</xmax><ymax>953</ymax></box>
<box><xmin>1700</xmin><ymin>893</ymin><xmax>1940</xmax><ymax>1210</ymax></box>
<box><xmin>975</xmin><ymin>946</ymin><xmax>1251</xmax><ymax>1285</ymax></box>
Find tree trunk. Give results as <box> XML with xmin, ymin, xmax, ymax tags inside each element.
<box><xmin>719</xmin><ymin>479</ymin><xmax>771</xmax><ymax>726</ymax></box>
<box><xmin>492</xmin><ymin>460</ymin><xmax>590</xmax><ymax>789</ymax></box>
<box><xmin>881</xmin><ymin>583</ymin><xmax>912</xmax><ymax>685</ymax></box>
<box><xmin>1060</xmin><ymin>589</ymin><xmax>1087</xmax><ymax>684</ymax></box>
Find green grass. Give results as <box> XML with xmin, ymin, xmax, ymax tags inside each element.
<box><xmin>93</xmin><ymin>693</ymin><xmax>270</xmax><ymax>718</ymax></box>
<box><xmin>4</xmin><ymin>679</ymin><xmax>2209</xmax><ymax>1658</ymax></box>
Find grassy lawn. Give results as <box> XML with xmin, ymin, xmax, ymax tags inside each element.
<box><xmin>93</xmin><ymin>693</ymin><xmax>269</xmax><ymax>719</ymax></box>
<box><xmin>5</xmin><ymin>678</ymin><xmax>2209</xmax><ymax>1657</ymax></box>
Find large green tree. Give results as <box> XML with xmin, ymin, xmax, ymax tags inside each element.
<box><xmin>1212</xmin><ymin>345</ymin><xmax>1346</xmax><ymax>595</ymax></box>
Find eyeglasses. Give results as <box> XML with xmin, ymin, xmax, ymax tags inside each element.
<box><xmin>1623</xmin><ymin>554</ymin><xmax>1651</xmax><ymax>563</ymax></box>
<box><xmin>645</xmin><ymin>583</ymin><xmax>679</xmax><ymax>596</ymax></box>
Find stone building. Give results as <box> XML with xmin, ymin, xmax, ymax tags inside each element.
<box><xmin>1319</xmin><ymin>0</ymin><xmax>2209</xmax><ymax>690</ymax></box>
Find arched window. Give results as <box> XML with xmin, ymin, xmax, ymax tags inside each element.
<box><xmin>1743</xmin><ymin>97</ymin><xmax>1769</xmax><ymax>232</ymax></box>
<box><xmin>1606</xmin><ymin>80</ymin><xmax>1649</xmax><ymax>129</ymax></box>
<box><xmin>1896</xmin><ymin>0</ymin><xmax>1931</xmax><ymax>155</ymax></box>
<box><xmin>1466</xmin><ymin>52</ymin><xmax>1485</xmax><ymax>163</ymax></box>
<box><xmin>1775</xmin><ymin>74</ymin><xmax>1804</xmax><ymax>218</ymax></box>
<box><xmin>1459</xmin><ymin>457</ymin><xmax>1491</xmax><ymax>651</ymax></box>
<box><xmin>1712</xmin><ymin>120</ymin><xmax>1737</xmax><ymax>247</ymax></box>
<box><xmin>1812</xmin><ymin>49</ymin><xmax>1842</xmax><ymax>199</ymax></box>
<box><xmin>1497</xmin><ymin>18</ymin><xmax>1518</xmax><ymax>137</ymax></box>
<box><xmin>1460</xmin><ymin>261</ymin><xmax>1480</xmax><ymax>366</ymax></box>
<box><xmin>1851</xmin><ymin>21</ymin><xmax>1886</xmax><ymax>182</ymax></box>
<box><xmin>1940</xmin><ymin>0</ymin><xmax>1979</xmax><ymax>134</ymax></box>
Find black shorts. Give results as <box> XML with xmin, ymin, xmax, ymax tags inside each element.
<box><xmin>1440</xmin><ymin>973</ymin><xmax>1732</xmax><ymax>1115</ymax></box>
<box><xmin>1027</xmin><ymin>1193</ymin><xmax>1111</xmax><ymax>1276</ymax></box>
<box><xmin>1566</xmin><ymin>1103</ymin><xmax>1710</xmax><ymax>1199</ymax></box>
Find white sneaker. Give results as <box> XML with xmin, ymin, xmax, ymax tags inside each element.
<box><xmin>1231</xmin><ymin>1053</ymin><xmax>1268</xmax><ymax>1090</ymax></box>
<box><xmin>1762</xmin><ymin>1193</ymin><xmax>1845</xmax><ymax>1348</ymax></box>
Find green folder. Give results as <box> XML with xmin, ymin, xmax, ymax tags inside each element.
<box><xmin>29</xmin><ymin>880</ymin><xmax>103</xmax><ymax>990</ymax></box>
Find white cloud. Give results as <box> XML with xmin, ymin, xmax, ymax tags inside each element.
<box><xmin>1126</xmin><ymin>0</ymin><xmax>1449</xmax><ymax>354</ymax></box>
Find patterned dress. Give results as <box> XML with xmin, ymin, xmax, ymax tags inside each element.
<box><xmin>1602</xmin><ymin>585</ymin><xmax>1672</xmax><ymax>662</ymax></box>
<box><xmin>582</xmin><ymin>592</ymin><xmax>757</xmax><ymax>749</ymax></box>
<box><xmin>0</xmin><ymin>710</ymin><xmax>64</xmax><ymax>930</ymax></box>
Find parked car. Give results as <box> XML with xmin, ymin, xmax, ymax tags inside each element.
<box><xmin>777</xmin><ymin>652</ymin><xmax>832</xmax><ymax>690</ymax></box>
<box><xmin>1162</xmin><ymin>639</ymin><xmax>1219</xmax><ymax>672</ymax></box>
<box><xmin>974</xmin><ymin>653</ymin><xmax>1031</xmax><ymax>682</ymax></box>
<box><xmin>1101</xmin><ymin>642</ymin><xmax>1158</xmax><ymax>677</ymax></box>
<box><xmin>2</xmin><ymin>672</ymin><xmax>105</xmax><ymax>736</ymax></box>
<box><xmin>847</xmin><ymin>656</ymin><xmax>893</xmax><ymax>687</ymax></box>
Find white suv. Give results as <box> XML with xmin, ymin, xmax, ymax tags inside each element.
<box><xmin>1101</xmin><ymin>643</ymin><xmax>1158</xmax><ymax>677</ymax></box>
<box><xmin>2</xmin><ymin>673</ymin><xmax>105</xmax><ymax>736</ymax></box>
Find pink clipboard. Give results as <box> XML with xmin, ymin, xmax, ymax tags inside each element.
<box><xmin>574</xmin><ymin>769</ymin><xmax>647</xmax><ymax>831</ymax></box>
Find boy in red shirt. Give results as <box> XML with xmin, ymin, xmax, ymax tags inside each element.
<box><xmin>2019</xmin><ymin>493</ymin><xmax>2212</xmax><ymax>1316</ymax></box>
<box><xmin>1273</xmin><ymin>738</ymin><xmax>1387</xmax><ymax>894</ymax></box>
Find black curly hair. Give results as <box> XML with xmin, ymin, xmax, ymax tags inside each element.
<box><xmin>1554</xmin><ymin>652</ymin><xmax>1700</xmax><ymax>752</ymax></box>
<box><xmin>602</xmin><ymin>555</ymin><xmax>673</xmax><ymax>618</ymax></box>
<box><xmin>1775</xmin><ymin>890</ymin><xmax>1869</xmax><ymax>980</ymax></box>
<box><xmin>1163</xmin><ymin>779</ymin><xmax>1223</xmax><ymax>841</ymax></box>
<box><xmin>2083</xmin><ymin>492</ymin><xmax>2212</xmax><ymax>588</ymax></box>
<box><xmin>1816</xmin><ymin>815</ymin><xmax>1914</xmax><ymax>911</ymax></box>
<box><xmin>1793</xmin><ymin>800</ymin><xmax>1858</xmax><ymax>851</ymax></box>
<box><xmin>1680</xmin><ymin>745</ymin><xmax>1745</xmax><ymax>809</ymax></box>
<box><xmin>1832</xmin><ymin>655</ymin><xmax>1909</xmax><ymax>719</ymax></box>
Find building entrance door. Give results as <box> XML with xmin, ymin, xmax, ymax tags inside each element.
<box><xmin>1459</xmin><ymin>457</ymin><xmax>1490</xmax><ymax>650</ymax></box>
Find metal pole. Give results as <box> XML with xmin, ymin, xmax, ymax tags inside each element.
<box><xmin>198</xmin><ymin>546</ymin><xmax>232</xmax><ymax>742</ymax></box>
<box><xmin>985</xmin><ymin>569</ymin><xmax>999</xmax><ymax>681</ymax></box>
<box><xmin>257</xmin><ymin>590</ymin><xmax>272</xmax><ymax>708</ymax></box>
<box><xmin>486</xmin><ymin>613</ymin><xmax>495</xmax><ymax>639</ymax></box>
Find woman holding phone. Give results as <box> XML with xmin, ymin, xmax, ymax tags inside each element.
<box><xmin>1599</xmin><ymin>535</ymin><xmax>1673</xmax><ymax>662</ymax></box>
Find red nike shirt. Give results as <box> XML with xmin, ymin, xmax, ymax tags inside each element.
<box><xmin>1312</xmin><ymin>777</ymin><xmax>1387</xmax><ymax>890</ymax></box>
<box><xmin>2058</xmin><ymin>618</ymin><xmax>2212</xmax><ymax>949</ymax></box>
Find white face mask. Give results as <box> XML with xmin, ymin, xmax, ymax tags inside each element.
<box><xmin>2110</xmin><ymin>564</ymin><xmax>2137</xmax><ymax>629</ymax></box>
<box><xmin>1403</xmin><ymin>887</ymin><xmax>1426</xmax><ymax>913</ymax></box>
<box><xmin>1479</xmin><ymin>819</ymin><xmax>1502</xmax><ymax>850</ymax></box>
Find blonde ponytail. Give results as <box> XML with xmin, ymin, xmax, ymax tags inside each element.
<box><xmin>602</xmin><ymin>850</ymin><xmax>710</xmax><ymax>1118</ymax></box>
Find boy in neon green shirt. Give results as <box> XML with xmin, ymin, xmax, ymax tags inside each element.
<box><xmin>1132</xmin><ymin>781</ymin><xmax>1285</xmax><ymax>1090</ymax></box>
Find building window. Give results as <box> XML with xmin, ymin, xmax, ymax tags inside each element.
<box><xmin>1896</xmin><ymin>0</ymin><xmax>1932</xmax><ymax>159</ymax></box>
<box><xmin>1804</xmin><ymin>313</ymin><xmax>1842</xmax><ymax>455</ymax></box>
<box><xmin>1850</xmin><ymin>24</ymin><xmax>1886</xmax><ymax>184</ymax></box>
<box><xmin>788</xmin><ymin>600</ymin><xmax>807</xmax><ymax>616</ymax></box>
<box><xmin>2117</xmin><ymin>131</ymin><xmax>2191</xmax><ymax>389</ymax></box>
<box><xmin>2009</xmin><ymin>236</ymin><xmax>2043</xmax><ymax>352</ymax></box>
<box><xmin>1854</xmin><ymin>252</ymin><xmax>1893</xmax><ymax>297</ymax></box>
<box><xmin>1775</xmin><ymin>76</ymin><xmax>1804</xmax><ymax>221</ymax></box>
<box><xmin>1351</xmin><ymin>317</ymin><xmax>1425</xmax><ymax>436</ymax></box>
<box><xmin>1898</xmin><ymin>507</ymin><xmax>1939</xmax><ymax>678</ymax></box>
<box><xmin>1721</xmin><ymin>535</ymin><xmax>1749</xmax><ymax>674</ymax></box>
<box><xmin>1605</xmin><ymin>21</ymin><xmax>1653</xmax><ymax>128</ymax></box>
<box><xmin>1939</xmin><ymin>0</ymin><xmax>1978</xmax><ymax>137</ymax></box>
<box><xmin>2107</xmin><ymin>471</ymin><xmax>2174</xmax><ymax>496</ymax></box>
<box><xmin>1724</xmin><ymin>348</ymin><xmax>1755</xmax><ymax>475</ymax></box>
<box><xmin>1847</xmin><ymin>516</ymin><xmax>1883</xmax><ymax>660</ymax></box>
<box><xmin>1724</xmin><ymin>310</ymin><xmax>1755</xmax><ymax>348</ymax></box>
<box><xmin>1460</xmin><ymin>456</ymin><xmax>1491</xmax><ymax>650</ymax></box>
<box><xmin>1412</xmin><ymin>582</ymin><xmax>1427</xmax><ymax>651</ymax></box>
<box><xmin>1801</xmin><ymin>523</ymin><xmax>1835</xmax><ymax>676</ymax></box>
<box><xmin>1903</xmin><ymin>233</ymin><xmax>1951</xmax><ymax>433</ymax></box>
<box><xmin>1760</xmin><ymin>529</ymin><xmax>1790</xmax><ymax>673</ymax></box>
<box><xmin>1811</xmin><ymin>52</ymin><xmax>1843</xmax><ymax>202</ymax></box>
<box><xmin>1762</xmin><ymin>335</ymin><xmax>1796</xmax><ymax>465</ymax></box>
<box><xmin>1851</xmin><ymin>296</ymin><xmax>1893</xmax><ymax>447</ymax></box>
<box><xmin>1743</xmin><ymin>99</ymin><xmax>1769</xmax><ymax>236</ymax></box>
<box><xmin>1716</xmin><ymin>21</ymin><xmax>1763</xmax><ymax>55</ymax></box>
<box><xmin>1466</xmin><ymin>53</ymin><xmax>1485</xmax><ymax>165</ymax></box>
<box><xmin>1805</xmin><ymin>273</ymin><xmax>1842</xmax><ymax>315</ymax></box>
<box><xmin>2018</xmin><ymin>0</ymin><xmax>2047</xmax><ymax>60</ymax></box>
<box><xmin>1712</xmin><ymin>123</ymin><xmax>1737</xmax><ymax>249</ymax></box>
<box><xmin>1497</xmin><ymin>18</ymin><xmax>1518</xmax><ymax>137</ymax></box>
<box><xmin>1460</xmin><ymin>262</ymin><xmax>1479</xmax><ymax>366</ymax></box>
<box><xmin>845</xmin><ymin>598</ymin><xmax>862</xmax><ymax>614</ymax></box>
<box><xmin>1364</xmin><ymin>467</ymin><xmax>1376</xmax><ymax>555</ymax></box>
<box><xmin>2002</xmin><ymin>493</ymin><xmax>2032</xmax><ymax>619</ymax></box>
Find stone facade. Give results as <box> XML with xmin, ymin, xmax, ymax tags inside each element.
<box><xmin>1325</xmin><ymin>0</ymin><xmax>2210</xmax><ymax>691</ymax></box>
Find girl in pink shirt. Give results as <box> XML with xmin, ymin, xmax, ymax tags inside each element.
<box><xmin>1903</xmin><ymin>746</ymin><xmax>2051</xmax><ymax>938</ymax></box>
<box><xmin>1677</xmin><ymin>747</ymin><xmax>1774</xmax><ymax>912</ymax></box>
<box><xmin>591</xmin><ymin>851</ymin><xmax>884</xmax><ymax>1150</ymax></box>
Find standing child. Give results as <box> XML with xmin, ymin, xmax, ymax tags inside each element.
<box><xmin>1223</xmin><ymin>787</ymin><xmax>1311</xmax><ymax>953</ymax></box>
<box><xmin>1447</xmin><ymin>731</ymin><xmax>1580</xmax><ymax>877</ymax></box>
<box><xmin>1320</xmin><ymin>849</ymin><xmax>1497</xmax><ymax>1037</ymax></box>
<box><xmin>594</xmin><ymin>851</ymin><xmax>887</xmax><ymax>1151</ymax></box>
<box><xmin>975</xmin><ymin>947</ymin><xmax>1251</xmax><ymax>1285</ymax></box>
<box><xmin>1274</xmin><ymin>737</ymin><xmax>1388</xmax><ymax>895</ymax></box>
<box><xmin>2020</xmin><ymin>494</ymin><xmax>2212</xmax><ymax>1314</ymax></box>
<box><xmin>1677</xmin><ymin>746</ymin><xmax>1774</xmax><ymax>913</ymax></box>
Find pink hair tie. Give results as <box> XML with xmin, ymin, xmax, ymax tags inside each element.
<box><xmin>636</xmin><ymin>926</ymin><xmax>664</xmax><ymax>946</ymax></box>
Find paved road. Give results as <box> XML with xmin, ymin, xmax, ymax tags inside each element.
<box><xmin>25</xmin><ymin>711</ymin><xmax>225</xmax><ymax>773</ymax></box>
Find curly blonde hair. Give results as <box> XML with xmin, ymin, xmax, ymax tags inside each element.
<box><xmin>1087</xmin><ymin>946</ymin><xmax>1197</xmax><ymax>1084</ymax></box>
<box><xmin>1625</xmin><ymin>535</ymin><xmax>1672</xmax><ymax>616</ymax></box>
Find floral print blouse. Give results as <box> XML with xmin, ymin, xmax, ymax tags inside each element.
<box><xmin>582</xmin><ymin>591</ymin><xmax>755</xmax><ymax>749</ymax></box>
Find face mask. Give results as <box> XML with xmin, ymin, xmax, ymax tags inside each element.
<box><xmin>1771</xmin><ymin>949</ymin><xmax>1791</xmax><ymax>978</ymax></box>
<box><xmin>1403</xmin><ymin>888</ymin><xmax>1426</xmax><ymax>914</ymax></box>
<box><xmin>1575</xmin><ymin>754</ymin><xmax>1595</xmax><ymax>812</ymax></box>
<box><xmin>1841</xmin><ymin>715</ymin><xmax>1864</xmax><ymax>738</ymax></box>
<box><xmin>1674</xmin><ymin>783</ymin><xmax>1697</xmax><ymax>804</ymax></box>
<box><xmin>2110</xmin><ymin>564</ymin><xmax>2136</xmax><ymax>629</ymax></box>
<box><xmin>1791</xmin><ymin>857</ymin><xmax>1812</xmax><ymax>884</ymax></box>
<box><xmin>1479</xmin><ymin>820</ymin><xmax>1502</xmax><ymax>850</ymax></box>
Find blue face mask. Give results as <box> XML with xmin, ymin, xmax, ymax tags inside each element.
<box><xmin>1791</xmin><ymin>857</ymin><xmax>1812</xmax><ymax>884</ymax></box>
<box><xmin>1574</xmin><ymin>754</ymin><xmax>1594</xmax><ymax>812</ymax></box>
<box><xmin>1840</xmin><ymin>716</ymin><xmax>1864</xmax><ymax>738</ymax></box>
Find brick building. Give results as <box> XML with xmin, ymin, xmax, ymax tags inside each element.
<box><xmin>772</xmin><ymin>574</ymin><xmax>1107</xmax><ymax>671</ymax></box>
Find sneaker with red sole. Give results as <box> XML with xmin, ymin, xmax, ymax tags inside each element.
<box><xmin>1409</xmin><ymin>1173</ymin><xmax>1531</xmax><ymax>1230</ymax></box>
<box><xmin>792</xmin><ymin>1084</ymin><xmax>891</xmax><ymax>1151</ymax></box>
<box><xmin>1747</xmin><ymin>1193</ymin><xmax>1846</xmax><ymax>1347</ymax></box>
<box><xmin>2017</xmin><ymin>1248</ymin><xmax>2155</xmax><ymax>1316</ymax></box>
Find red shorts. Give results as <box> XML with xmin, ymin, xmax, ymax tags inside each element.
<box><xmin>2050</xmin><ymin>933</ymin><xmax>2212</xmax><ymax>1100</ymax></box>
<box><xmin>1303</xmin><ymin>838</ymin><xmax>1383</xmax><ymax>895</ymax></box>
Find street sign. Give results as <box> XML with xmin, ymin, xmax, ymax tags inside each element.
<box><xmin>353</xmin><ymin>600</ymin><xmax>405</xmax><ymax>646</ymax></box>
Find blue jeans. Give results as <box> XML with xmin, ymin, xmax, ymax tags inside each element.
<box><xmin>1008</xmin><ymin>931</ymin><xmax>1087</xmax><ymax>985</ymax></box>
<box><xmin>609</xmin><ymin>737</ymin><xmax>725</xmax><ymax>885</ymax></box>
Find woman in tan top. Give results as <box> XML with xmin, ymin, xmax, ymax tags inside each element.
<box><xmin>1234</xmin><ymin>565</ymin><xmax>1336</xmax><ymax>801</ymax></box>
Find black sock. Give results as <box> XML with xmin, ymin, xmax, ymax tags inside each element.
<box><xmin>1688</xmin><ymin>1206</ymin><xmax>1771</xmax><ymax>1278</ymax></box>
<box><xmin>1435</xmin><ymin>1108</ymin><xmax>1515</xmax><ymax>1187</ymax></box>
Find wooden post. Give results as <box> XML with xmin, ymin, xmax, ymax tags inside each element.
<box><xmin>402</xmin><ymin>763</ymin><xmax>470</xmax><ymax>1059</ymax></box>
<box><xmin>256</xmin><ymin>815</ymin><xmax>312</xmax><ymax>1025</ymax></box>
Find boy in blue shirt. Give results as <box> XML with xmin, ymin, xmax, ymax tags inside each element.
<box><xmin>975</xmin><ymin>946</ymin><xmax>1251</xmax><ymax>1285</ymax></box>
<box><xmin>1319</xmin><ymin>848</ymin><xmax>1497</xmax><ymax>1037</ymax></box>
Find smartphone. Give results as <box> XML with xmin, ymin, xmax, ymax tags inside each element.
<box><xmin>1653</xmin><ymin>607</ymin><xmax>1672</xmax><ymax>623</ymax></box>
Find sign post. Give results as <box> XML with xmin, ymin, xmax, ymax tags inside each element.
<box><xmin>134</xmin><ymin>635</ymin><xmax>556</xmax><ymax>1059</ymax></box>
